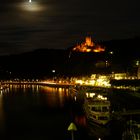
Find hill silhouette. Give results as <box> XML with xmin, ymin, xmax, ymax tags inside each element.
<box><xmin>0</xmin><ymin>37</ymin><xmax>139</xmax><ymax>79</ymax></box>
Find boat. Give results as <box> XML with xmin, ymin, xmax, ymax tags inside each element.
<box><xmin>83</xmin><ymin>92</ymin><xmax>111</xmax><ymax>138</ymax></box>
<box><xmin>122</xmin><ymin>120</ymin><xmax>140</xmax><ymax>140</ymax></box>
<box><xmin>83</xmin><ymin>92</ymin><xmax>111</xmax><ymax>125</ymax></box>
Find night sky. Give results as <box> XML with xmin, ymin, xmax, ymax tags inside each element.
<box><xmin>0</xmin><ymin>0</ymin><xmax>140</xmax><ymax>55</ymax></box>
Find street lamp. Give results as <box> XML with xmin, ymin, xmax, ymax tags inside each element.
<box><xmin>52</xmin><ymin>70</ymin><xmax>55</xmax><ymax>73</ymax></box>
<box><xmin>52</xmin><ymin>70</ymin><xmax>56</xmax><ymax>82</ymax></box>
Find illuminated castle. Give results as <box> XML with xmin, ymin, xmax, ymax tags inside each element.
<box><xmin>72</xmin><ymin>37</ymin><xmax>105</xmax><ymax>53</ymax></box>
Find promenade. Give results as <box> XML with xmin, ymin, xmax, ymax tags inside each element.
<box><xmin>2</xmin><ymin>81</ymin><xmax>75</xmax><ymax>88</ymax></box>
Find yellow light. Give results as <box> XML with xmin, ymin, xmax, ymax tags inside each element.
<box><xmin>97</xmin><ymin>94</ymin><xmax>107</xmax><ymax>100</ymax></box>
<box><xmin>136</xmin><ymin>61</ymin><xmax>139</xmax><ymax>66</ymax></box>
<box><xmin>89</xmin><ymin>80</ymin><xmax>95</xmax><ymax>85</ymax></box>
<box><xmin>75</xmin><ymin>80</ymin><xmax>83</xmax><ymax>85</ymax></box>
<box><xmin>109</xmin><ymin>51</ymin><xmax>113</xmax><ymax>54</ymax></box>
<box><xmin>86</xmin><ymin>92</ymin><xmax>96</xmax><ymax>98</ymax></box>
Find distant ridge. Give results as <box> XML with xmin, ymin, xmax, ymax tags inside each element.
<box><xmin>102</xmin><ymin>37</ymin><xmax>140</xmax><ymax>55</ymax></box>
<box><xmin>0</xmin><ymin>38</ymin><xmax>139</xmax><ymax>79</ymax></box>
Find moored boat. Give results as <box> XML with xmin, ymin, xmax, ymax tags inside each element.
<box><xmin>83</xmin><ymin>92</ymin><xmax>111</xmax><ymax>138</ymax></box>
<box><xmin>83</xmin><ymin>92</ymin><xmax>111</xmax><ymax>125</ymax></box>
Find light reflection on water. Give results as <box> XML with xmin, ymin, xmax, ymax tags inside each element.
<box><xmin>7</xmin><ymin>85</ymin><xmax>70</xmax><ymax>110</ymax></box>
<box><xmin>40</xmin><ymin>86</ymin><xmax>69</xmax><ymax>108</ymax></box>
<box><xmin>0</xmin><ymin>91</ymin><xmax>5</xmax><ymax>134</ymax></box>
<box><xmin>2</xmin><ymin>85</ymin><xmax>140</xmax><ymax>140</ymax></box>
<box><xmin>0</xmin><ymin>85</ymin><xmax>88</xmax><ymax>140</ymax></box>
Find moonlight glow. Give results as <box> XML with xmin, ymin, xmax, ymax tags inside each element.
<box><xmin>19</xmin><ymin>1</ymin><xmax>45</xmax><ymax>12</ymax></box>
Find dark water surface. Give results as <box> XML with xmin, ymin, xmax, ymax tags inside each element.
<box><xmin>0</xmin><ymin>85</ymin><xmax>140</xmax><ymax>140</ymax></box>
<box><xmin>0</xmin><ymin>85</ymin><xmax>90</xmax><ymax>140</ymax></box>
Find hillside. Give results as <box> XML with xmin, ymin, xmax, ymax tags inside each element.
<box><xmin>0</xmin><ymin>38</ymin><xmax>139</xmax><ymax>79</ymax></box>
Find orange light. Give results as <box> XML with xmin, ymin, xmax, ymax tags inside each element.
<box><xmin>72</xmin><ymin>36</ymin><xmax>105</xmax><ymax>53</ymax></box>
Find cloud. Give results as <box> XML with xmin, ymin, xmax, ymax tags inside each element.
<box><xmin>0</xmin><ymin>0</ymin><xmax>140</xmax><ymax>55</ymax></box>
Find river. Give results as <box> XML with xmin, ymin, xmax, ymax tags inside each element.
<box><xmin>0</xmin><ymin>85</ymin><xmax>91</xmax><ymax>140</ymax></box>
<box><xmin>0</xmin><ymin>85</ymin><xmax>140</xmax><ymax>140</ymax></box>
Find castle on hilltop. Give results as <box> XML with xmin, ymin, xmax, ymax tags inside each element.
<box><xmin>72</xmin><ymin>36</ymin><xmax>105</xmax><ymax>53</ymax></box>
